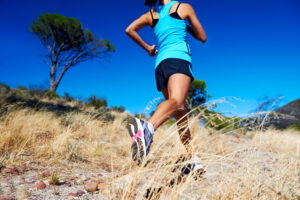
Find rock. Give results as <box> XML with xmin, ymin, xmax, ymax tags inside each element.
<box><xmin>5</xmin><ymin>165</ymin><xmax>14</xmax><ymax>169</ymax></box>
<box><xmin>19</xmin><ymin>163</ymin><xmax>27</xmax><ymax>173</ymax></box>
<box><xmin>65</xmin><ymin>181</ymin><xmax>72</xmax><ymax>187</ymax></box>
<box><xmin>84</xmin><ymin>181</ymin><xmax>98</xmax><ymax>192</ymax></box>
<box><xmin>40</xmin><ymin>170</ymin><xmax>51</xmax><ymax>177</ymax></box>
<box><xmin>32</xmin><ymin>181</ymin><xmax>46</xmax><ymax>190</ymax></box>
<box><xmin>1</xmin><ymin>168</ymin><xmax>12</xmax><ymax>174</ymax></box>
<box><xmin>0</xmin><ymin>195</ymin><xmax>15</xmax><ymax>200</ymax></box>
<box><xmin>97</xmin><ymin>183</ymin><xmax>106</xmax><ymax>190</ymax></box>
<box><xmin>11</xmin><ymin>169</ymin><xmax>19</xmax><ymax>175</ymax></box>
<box><xmin>68</xmin><ymin>193</ymin><xmax>77</xmax><ymax>198</ymax></box>
<box><xmin>76</xmin><ymin>190</ymin><xmax>85</xmax><ymax>196</ymax></box>
<box><xmin>0</xmin><ymin>167</ymin><xmax>19</xmax><ymax>175</ymax></box>
<box><xmin>19</xmin><ymin>177</ymin><xmax>25</xmax><ymax>183</ymax></box>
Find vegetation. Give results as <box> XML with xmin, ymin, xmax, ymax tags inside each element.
<box><xmin>29</xmin><ymin>13</ymin><xmax>115</xmax><ymax>92</ymax></box>
<box><xmin>50</xmin><ymin>171</ymin><xmax>60</xmax><ymax>185</ymax></box>
<box><xmin>62</xmin><ymin>92</ymin><xmax>75</xmax><ymax>102</ymax></box>
<box><xmin>0</xmin><ymin>87</ymin><xmax>299</xmax><ymax>199</ymax></box>
<box><xmin>0</xmin><ymin>83</ymin><xmax>123</xmax><ymax>121</ymax></box>
<box><xmin>87</xmin><ymin>95</ymin><xmax>107</xmax><ymax>109</ymax></box>
<box><xmin>185</xmin><ymin>79</ymin><xmax>211</xmax><ymax>111</ymax></box>
<box><xmin>110</xmin><ymin>105</ymin><xmax>125</xmax><ymax>113</ymax></box>
<box><xmin>276</xmin><ymin>98</ymin><xmax>300</xmax><ymax>120</ymax></box>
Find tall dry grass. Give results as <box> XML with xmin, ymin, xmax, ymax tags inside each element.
<box><xmin>0</xmin><ymin>104</ymin><xmax>299</xmax><ymax>199</ymax></box>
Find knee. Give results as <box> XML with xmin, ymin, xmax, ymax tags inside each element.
<box><xmin>169</xmin><ymin>98</ymin><xmax>185</xmax><ymax>111</ymax></box>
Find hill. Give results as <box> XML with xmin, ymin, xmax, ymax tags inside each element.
<box><xmin>276</xmin><ymin>98</ymin><xmax>300</xmax><ymax>120</ymax></box>
<box><xmin>242</xmin><ymin>98</ymin><xmax>300</xmax><ymax>131</ymax></box>
<box><xmin>0</xmin><ymin>85</ymin><xmax>299</xmax><ymax>199</ymax></box>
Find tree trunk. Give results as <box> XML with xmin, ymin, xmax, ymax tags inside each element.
<box><xmin>50</xmin><ymin>80</ymin><xmax>57</xmax><ymax>92</ymax></box>
<box><xmin>50</xmin><ymin>64</ymin><xmax>57</xmax><ymax>92</ymax></box>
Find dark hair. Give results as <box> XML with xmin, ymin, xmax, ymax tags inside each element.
<box><xmin>144</xmin><ymin>0</ymin><xmax>159</xmax><ymax>7</ymax></box>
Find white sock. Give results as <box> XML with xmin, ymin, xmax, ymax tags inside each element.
<box><xmin>147</xmin><ymin>122</ymin><xmax>154</xmax><ymax>134</ymax></box>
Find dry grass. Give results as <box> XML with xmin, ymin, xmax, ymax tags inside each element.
<box><xmin>0</xmin><ymin>105</ymin><xmax>299</xmax><ymax>199</ymax></box>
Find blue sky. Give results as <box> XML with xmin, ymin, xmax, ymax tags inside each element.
<box><xmin>0</xmin><ymin>0</ymin><xmax>299</xmax><ymax>116</ymax></box>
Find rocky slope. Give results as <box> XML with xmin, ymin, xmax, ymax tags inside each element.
<box><xmin>242</xmin><ymin>98</ymin><xmax>300</xmax><ymax>130</ymax></box>
<box><xmin>276</xmin><ymin>98</ymin><xmax>300</xmax><ymax>120</ymax></box>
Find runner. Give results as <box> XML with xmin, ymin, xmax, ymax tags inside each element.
<box><xmin>125</xmin><ymin>0</ymin><xmax>207</xmax><ymax>170</ymax></box>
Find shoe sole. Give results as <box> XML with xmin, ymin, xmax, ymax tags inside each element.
<box><xmin>126</xmin><ymin>117</ymin><xmax>146</xmax><ymax>165</ymax></box>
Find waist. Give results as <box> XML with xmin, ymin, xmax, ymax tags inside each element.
<box><xmin>159</xmin><ymin>40</ymin><xmax>188</xmax><ymax>50</ymax></box>
<box><xmin>155</xmin><ymin>51</ymin><xmax>192</xmax><ymax>69</ymax></box>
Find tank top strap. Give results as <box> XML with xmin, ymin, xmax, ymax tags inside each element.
<box><xmin>158</xmin><ymin>1</ymin><xmax>178</xmax><ymax>18</ymax></box>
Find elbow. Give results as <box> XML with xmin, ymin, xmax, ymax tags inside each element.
<box><xmin>125</xmin><ymin>25</ymin><xmax>135</xmax><ymax>35</ymax></box>
<box><xmin>198</xmin><ymin>35</ymin><xmax>207</xmax><ymax>43</ymax></box>
<box><xmin>125</xmin><ymin>24</ymin><xmax>138</xmax><ymax>36</ymax></box>
<box><xmin>125</xmin><ymin>27</ymin><xmax>131</xmax><ymax>35</ymax></box>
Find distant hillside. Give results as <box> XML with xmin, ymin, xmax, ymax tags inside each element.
<box><xmin>242</xmin><ymin>98</ymin><xmax>300</xmax><ymax>130</ymax></box>
<box><xmin>276</xmin><ymin>98</ymin><xmax>300</xmax><ymax>120</ymax></box>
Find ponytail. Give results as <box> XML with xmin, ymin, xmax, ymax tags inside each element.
<box><xmin>144</xmin><ymin>0</ymin><xmax>159</xmax><ymax>7</ymax></box>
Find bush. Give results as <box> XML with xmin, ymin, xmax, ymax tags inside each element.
<box><xmin>110</xmin><ymin>106</ymin><xmax>125</xmax><ymax>113</ymax></box>
<box><xmin>205</xmin><ymin>114</ymin><xmax>242</xmax><ymax>131</ymax></box>
<box><xmin>87</xmin><ymin>95</ymin><xmax>107</xmax><ymax>109</ymax></box>
<box><xmin>14</xmin><ymin>86</ymin><xmax>29</xmax><ymax>98</ymax></box>
<box><xmin>28</xmin><ymin>88</ymin><xmax>48</xmax><ymax>98</ymax></box>
<box><xmin>45</xmin><ymin>91</ymin><xmax>60</xmax><ymax>99</ymax></box>
<box><xmin>63</xmin><ymin>92</ymin><xmax>75</xmax><ymax>102</ymax></box>
<box><xmin>134</xmin><ymin>113</ymin><xmax>147</xmax><ymax>120</ymax></box>
<box><xmin>287</xmin><ymin>122</ymin><xmax>300</xmax><ymax>132</ymax></box>
<box><xmin>0</xmin><ymin>83</ymin><xmax>11</xmax><ymax>95</ymax></box>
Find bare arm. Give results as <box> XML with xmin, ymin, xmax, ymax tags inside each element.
<box><xmin>184</xmin><ymin>4</ymin><xmax>207</xmax><ymax>43</ymax></box>
<box><xmin>125</xmin><ymin>13</ymin><xmax>158</xmax><ymax>56</ymax></box>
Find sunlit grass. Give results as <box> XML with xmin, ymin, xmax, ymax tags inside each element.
<box><xmin>0</xmin><ymin>97</ymin><xmax>299</xmax><ymax>199</ymax></box>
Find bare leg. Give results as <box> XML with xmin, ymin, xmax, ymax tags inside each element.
<box><xmin>173</xmin><ymin>110</ymin><xmax>192</xmax><ymax>153</ymax></box>
<box><xmin>148</xmin><ymin>73</ymin><xmax>192</xmax><ymax>152</ymax></box>
<box><xmin>161</xmin><ymin>89</ymin><xmax>192</xmax><ymax>154</ymax></box>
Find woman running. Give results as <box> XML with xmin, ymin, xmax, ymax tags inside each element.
<box><xmin>125</xmin><ymin>0</ymin><xmax>207</xmax><ymax>166</ymax></box>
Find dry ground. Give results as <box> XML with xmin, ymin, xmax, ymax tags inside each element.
<box><xmin>0</xmin><ymin>108</ymin><xmax>299</xmax><ymax>199</ymax></box>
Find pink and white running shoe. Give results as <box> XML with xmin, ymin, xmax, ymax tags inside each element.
<box><xmin>127</xmin><ymin>117</ymin><xmax>154</xmax><ymax>164</ymax></box>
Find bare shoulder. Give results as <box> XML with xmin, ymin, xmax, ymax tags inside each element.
<box><xmin>180</xmin><ymin>3</ymin><xmax>194</xmax><ymax>12</ymax></box>
<box><xmin>140</xmin><ymin>11</ymin><xmax>152</xmax><ymax>24</ymax></box>
<box><xmin>177</xmin><ymin>3</ymin><xmax>195</xmax><ymax>19</ymax></box>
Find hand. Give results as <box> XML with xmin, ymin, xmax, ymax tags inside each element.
<box><xmin>147</xmin><ymin>44</ymin><xmax>158</xmax><ymax>57</ymax></box>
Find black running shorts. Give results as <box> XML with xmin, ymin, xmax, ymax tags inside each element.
<box><xmin>155</xmin><ymin>58</ymin><xmax>194</xmax><ymax>91</ymax></box>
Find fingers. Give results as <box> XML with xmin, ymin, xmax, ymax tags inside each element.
<box><xmin>147</xmin><ymin>44</ymin><xmax>158</xmax><ymax>56</ymax></box>
<box><xmin>150</xmin><ymin>45</ymin><xmax>158</xmax><ymax>56</ymax></box>
<box><xmin>150</xmin><ymin>50</ymin><xmax>158</xmax><ymax>56</ymax></box>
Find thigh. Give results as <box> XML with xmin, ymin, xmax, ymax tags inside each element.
<box><xmin>161</xmin><ymin>88</ymin><xmax>169</xmax><ymax>100</ymax></box>
<box><xmin>167</xmin><ymin>73</ymin><xmax>191</xmax><ymax>105</ymax></box>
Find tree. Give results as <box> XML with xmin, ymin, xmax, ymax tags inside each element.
<box><xmin>185</xmin><ymin>79</ymin><xmax>211</xmax><ymax>111</ymax></box>
<box><xmin>29</xmin><ymin>13</ymin><xmax>115</xmax><ymax>92</ymax></box>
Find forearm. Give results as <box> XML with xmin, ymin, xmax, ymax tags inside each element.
<box><xmin>186</xmin><ymin>25</ymin><xmax>198</xmax><ymax>39</ymax></box>
<box><xmin>186</xmin><ymin>25</ymin><xmax>206</xmax><ymax>43</ymax></box>
<box><xmin>126</xmin><ymin>30</ymin><xmax>150</xmax><ymax>52</ymax></box>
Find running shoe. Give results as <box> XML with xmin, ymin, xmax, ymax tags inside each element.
<box><xmin>181</xmin><ymin>156</ymin><xmax>206</xmax><ymax>178</ymax></box>
<box><xmin>127</xmin><ymin>117</ymin><xmax>154</xmax><ymax>164</ymax></box>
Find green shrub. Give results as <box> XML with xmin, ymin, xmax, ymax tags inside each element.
<box><xmin>205</xmin><ymin>114</ymin><xmax>242</xmax><ymax>131</ymax></box>
<box><xmin>110</xmin><ymin>105</ymin><xmax>125</xmax><ymax>112</ymax></box>
<box><xmin>14</xmin><ymin>86</ymin><xmax>29</xmax><ymax>98</ymax></box>
<box><xmin>28</xmin><ymin>88</ymin><xmax>48</xmax><ymax>98</ymax></box>
<box><xmin>287</xmin><ymin>122</ymin><xmax>300</xmax><ymax>132</ymax></box>
<box><xmin>45</xmin><ymin>90</ymin><xmax>60</xmax><ymax>99</ymax></box>
<box><xmin>0</xmin><ymin>83</ymin><xmax>11</xmax><ymax>95</ymax></box>
<box><xmin>87</xmin><ymin>95</ymin><xmax>107</xmax><ymax>109</ymax></box>
<box><xmin>134</xmin><ymin>113</ymin><xmax>147</xmax><ymax>120</ymax></box>
<box><xmin>63</xmin><ymin>92</ymin><xmax>75</xmax><ymax>102</ymax></box>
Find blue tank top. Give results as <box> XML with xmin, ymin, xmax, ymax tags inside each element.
<box><xmin>153</xmin><ymin>1</ymin><xmax>192</xmax><ymax>69</ymax></box>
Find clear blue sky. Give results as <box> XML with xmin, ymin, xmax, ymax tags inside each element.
<box><xmin>0</xmin><ymin>0</ymin><xmax>299</xmax><ymax>116</ymax></box>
